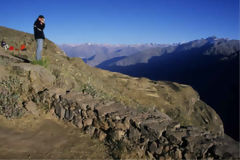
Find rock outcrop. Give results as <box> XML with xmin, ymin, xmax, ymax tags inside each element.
<box><xmin>42</xmin><ymin>90</ymin><xmax>240</xmax><ymax>159</ymax></box>
<box><xmin>0</xmin><ymin>26</ymin><xmax>224</xmax><ymax>136</ymax></box>
<box><xmin>0</xmin><ymin>52</ymin><xmax>239</xmax><ymax>159</ymax></box>
<box><xmin>0</xmin><ymin>26</ymin><xmax>239</xmax><ymax>159</ymax></box>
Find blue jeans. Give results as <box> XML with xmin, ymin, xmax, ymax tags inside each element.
<box><xmin>36</xmin><ymin>39</ymin><xmax>43</xmax><ymax>61</ymax></box>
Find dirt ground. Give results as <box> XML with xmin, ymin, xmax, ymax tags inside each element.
<box><xmin>0</xmin><ymin>113</ymin><xmax>111</xmax><ymax>159</ymax></box>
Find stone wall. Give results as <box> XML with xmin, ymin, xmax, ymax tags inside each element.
<box><xmin>0</xmin><ymin>52</ymin><xmax>238</xmax><ymax>159</ymax></box>
<box><xmin>32</xmin><ymin>89</ymin><xmax>238</xmax><ymax>159</ymax></box>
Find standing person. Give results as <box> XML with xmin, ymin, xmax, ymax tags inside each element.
<box><xmin>34</xmin><ymin>15</ymin><xmax>45</xmax><ymax>61</ymax></box>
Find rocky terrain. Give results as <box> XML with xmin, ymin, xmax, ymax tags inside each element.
<box><xmin>98</xmin><ymin>37</ymin><xmax>240</xmax><ymax>141</ymax></box>
<box><xmin>0</xmin><ymin>26</ymin><xmax>239</xmax><ymax>159</ymax></box>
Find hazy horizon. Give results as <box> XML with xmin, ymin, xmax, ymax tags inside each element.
<box><xmin>58</xmin><ymin>36</ymin><xmax>238</xmax><ymax>46</ymax></box>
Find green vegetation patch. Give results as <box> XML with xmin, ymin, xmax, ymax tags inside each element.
<box><xmin>31</xmin><ymin>58</ymin><xmax>48</xmax><ymax>68</ymax></box>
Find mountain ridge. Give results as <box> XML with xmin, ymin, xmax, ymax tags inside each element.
<box><xmin>97</xmin><ymin>37</ymin><xmax>240</xmax><ymax>141</ymax></box>
<box><xmin>103</xmin><ymin>37</ymin><xmax>239</xmax><ymax>67</ymax></box>
<box><xmin>59</xmin><ymin>43</ymin><xmax>170</xmax><ymax>66</ymax></box>
<box><xmin>0</xmin><ymin>26</ymin><xmax>239</xmax><ymax>159</ymax></box>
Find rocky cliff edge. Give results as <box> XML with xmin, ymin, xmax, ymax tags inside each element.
<box><xmin>0</xmin><ymin>26</ymin><xmax>239</xmax><ymax>159</ymax></box>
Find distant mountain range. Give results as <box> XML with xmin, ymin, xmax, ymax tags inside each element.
<box><xmin>60</xmin><ymin>37</ymin><xmax>239</xmax><ymax>141</ymax></box>
<box><xmin>102</xmin><ymin>37</ymin><xmax>238</xmax><ymax>67</ymax></box>
<box><xmin>59</xmin><ymin>43</ymin><xmax>170</xmax><ymax>66</ymax></box>
<box><xmin>1</xmin><ymin>26</ymin><xmax>239</xmax><ymax>159</ymax></box>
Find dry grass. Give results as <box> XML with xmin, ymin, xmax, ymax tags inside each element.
<box><xmin>0</xmin><ymin>26</ymin><xmax>224</xmax><ymax>135</ymax></box>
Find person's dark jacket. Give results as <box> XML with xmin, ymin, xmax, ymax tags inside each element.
<box><xmin>34</xmin><ymin>19</ymin><xmax>45</xmax><ymax>39</ymax></box>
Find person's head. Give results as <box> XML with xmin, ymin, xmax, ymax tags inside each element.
<box><xmin>38</xmin><ymin>15</ymin><xmax>45</xmax><ymax>22</ymax></box>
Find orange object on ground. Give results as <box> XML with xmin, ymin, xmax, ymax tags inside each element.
<box><xmin>20</xmin><ymin>44</ymin><xmax>26</xmax><ymax>51</ymax></box>
<box><xmin>9</xmin><ymin>46</ymin><xmax>14</xmax><ymax>50</ymax></box>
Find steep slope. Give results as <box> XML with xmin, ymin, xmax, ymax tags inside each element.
<box><xmin>0</xmin><ymin>52</ymin><xmax>239</xmax><ymax>159</ymax></box>
<box><xmin>98</xmin><ymin>37</ymin><xmax>240</xmax><ymax>141</ymax></box>
<box><xmin>0</xmin><ymin>25</ymin><xmax>224</xmax><ymax>135</ymax></box>
<box><xmin>0</xmin><ymin>27</ymin><xmax>223</xmax><ymax>134</ymax></box>
<box><xmin>0</xmin><ymin>26</ymin><xmax>239</xmax><ymax>159</ymax></box>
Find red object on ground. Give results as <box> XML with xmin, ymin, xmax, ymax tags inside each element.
<box><xmin>20</xmin><ymin>44</ymin><xmax>26</xmax><ymax>51</ymax></box>
<box><xmin>9</xmin><ymin>46</ymin><xmax>14</xmax><ymax>50</ymax></box>
<box><xmin>15</xmin><ymin>49</ymin><xmax>19</xmax><ymax>51</ymax></box>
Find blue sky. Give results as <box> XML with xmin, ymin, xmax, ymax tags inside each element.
<box><xmin>0</xmin><ymin>0</ymin><xmax>239</xmax><ymax>44</ymax></box>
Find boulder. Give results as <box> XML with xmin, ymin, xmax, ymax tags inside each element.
<box><xmin>115</xmin><ymin>121</ymin><xmax>128</xmax><ymax>130</ymax></box>
<box><xmin>86</xmin><ymin>109</ymin><xmax>95</xmax><ymax>118</ymax></box>
<box><xmin>96</xmin><ymin>119</ymin><xmax>109</xmax><ymax>131</ymax></box>
<box><xmin>81</xmin><ymin>110</ymin><xmax>88</xmax><ymax>119</ymax></box>
<box><xmin>141</xmin><ymin>119</ymin><xmax>171</xmax><ymax>141</ymax></box>
<box><xmin>85</xmin><ymin>126</ymin><xmax>96</xmax><ymax>136</ymax></box>
<box><xmin>11</xmin><ymin>63</ymin><xmax>55</xmax><ymax>92</ymax></box>
<box><xmin>60</xmin><ymin>106</ymin><xmax>66</xmax><ymax>119</ymax></box>
<box><xmin>128</xmin><ymin>125</ymin><xmax>141</xmax><ymax>142</ymax></box>
<box><xmin>146</xmin><ymin>151</ymin><xmax>155</xmax><ymax>160</ymax></box>
<box><xmin>54</xmin><ymin>105</ymin><xmax>65</xmax><ymax>119</ymax></box>
<box><xmin>83</xmin><ymin>118</ymin><xmax>93</xmax><ymax>127</ymax></box>
<box><xmin>24</xmin><ymin>101</ymin><xmax>39</xmax><ymax>116</ymax></box>
<box><xmin>76</xmin><ymin>120</ymin><xmax>83</xmax><ymax>128</ymax></box>
<box><xmin>73</xmin><ymin>116</ymin><xmax>83</xmax><ymax>128</ymax></box>
<box><xmin>112</xmin><ymin>129</ymin><xmax>125</xmax><ymax>141</ymax></box>
<box><xmin>64</xmin><ymin>109</ymin><xmax>74</xmax><ymax>121</ymax></box>
<box><xmin>94</xmin><ymin>103</ymin><xmax>124</xmax><ymax>117</ymax></box>
<box><xmin>156</xmin><ymin>145</ymin><xmax>163</xmax><ymax>155</ymax></box>
<box><xmin>164</xmin><ymin>130</ymin><xmax>184</xmax><ymax>145</ymax></box>
<box><xmin>163</xmin><ymin>145</ymin><xmax>170</xmax><ymax>153</ymax></box>
<box><xmin>98</xmin><ymin>130</ymin><xmax>107</xmax><ymax>141</ymax></box>
<box><xmin>159</xmin><ymin>156</ymin><xmax>165</xmax><ymax>160</ymax></box>
<box><xmin>174</xmin><ymin>148</ymin><xmax>182</xmax><ymax>159</ymax></box>
<box><xmin>149</xmin><ymin>141</ymin><xmax>158</xmax><ymax>153</ymax></box>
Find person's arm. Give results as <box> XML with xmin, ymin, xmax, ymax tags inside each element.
<box><xmin>35</xmin><ymin>20</ymin><xmax>44</xmax><ymax>31</ymax></box>
<box><xmin>41</xmin><ymin>23</ymin><xmax>45</xmax><ymax>30</ymax></box>
<box><xmin>39</xmin><ymin>18</ymin><xmax>45</xmax><ymax>30</ymax></box>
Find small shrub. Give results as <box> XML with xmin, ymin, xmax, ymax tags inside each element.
<box><xmin>0</xmin><ymin>76</ymin><xmax>25</xmax><ymax>118</ymax></box>
<box><xmin>82</xmin><ymin>83</ymin><xmax>97</xmax><ymax>97</ymax></box>
<box><xmin>52</xmin><ymin>69</ymin><xmax>61</xmax><ymax>78</ymax></box>
<box><xmin>31</xmin><ymin>58</ymin><xmax>48</xmax><ymax>68</ymax></box>
<box><xmin>136</xmin><ymin>105</ymin><xmax>149</xmax><ymax>113</ymax></box>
